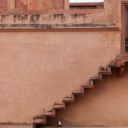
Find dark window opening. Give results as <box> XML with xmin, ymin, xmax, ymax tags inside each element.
<box><xmin>125</xmin><ymin>6</ymin><xmax>128</xmax><ymax>52</ymax></box>
<box><xmin>69</xmin><ymin>0</ymin><xmax>104</xmax><ymax>9</ymax></box>
<box><xmin>70</xmin><ymin>2</ymin><xmax>104</xmax><ymax>9</ymax></box>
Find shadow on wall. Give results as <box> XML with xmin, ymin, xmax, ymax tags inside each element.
<box><xmin>39</xmin><ymin>63</ymin><xmax>128</xmax><ymax>127</ymax></box>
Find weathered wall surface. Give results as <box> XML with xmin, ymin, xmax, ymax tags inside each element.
<box><xmin>0</xmin><ymin>0</ymin><xmax>123</xmax><ymax>125</ymax></box>
<box><xmin>0</xmin><ymin>31</ymin><xmax>120</xmax><ymax>123</ymax></box>
<box><xmin>0</xmin><ymin>0</ymin><xmax>121</xmax><ymax>27</ymax></box>
<box><xmin>0</xmin><ymin>0</ymin><xmax>67</xmax><ymax>11</ymax></box>
<box><xmin>47</xmin><ymin>65</ymin><xmax>128</xmax><ymax>126</ymax></box>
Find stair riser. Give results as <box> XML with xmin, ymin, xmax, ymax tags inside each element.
<box><xmin>63</xmin><ymin>100</ymin><xmax>74</xmax><ymax>103</ymax></box>
<box><xmin>100</xmin><ymin>72</ymin><xmax>112</xmax><ymax>75</ymax></box>
<box><xmin>82</xmin><ymin>85</ymin><xmax>94</xmax><ymax>88</ymax></box>
<box><xmin>53</xmin><ymin>107</ymin><xmax>65</xmax><ymax>109</ymax></box>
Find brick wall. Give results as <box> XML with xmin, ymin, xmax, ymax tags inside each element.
<box><xmin>0</xmin><ymin>0</ymin><xmax>69</xmax><ymax>11</ymax></box>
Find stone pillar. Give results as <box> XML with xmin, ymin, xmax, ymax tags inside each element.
<box><xmin>9</xmin><ymin>0</ymin><xmax>15</xmax><ymax>10</ymax></box>
<box><xmin>64</xmin><ymin>0</ymin><xmax>69</xmax><ymax>9</ymax></box>
<box><xmin>40</xmin><ymin>0</ymin><xmax>53</xmax><ymax>10</ymax></box>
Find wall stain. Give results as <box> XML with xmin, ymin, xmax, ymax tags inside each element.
<box><xmin>30</xmin><ymin>15</ymin><xmax>40</xmax><ymax>23</ymax></box>
<box><xmin>1</xmin><ymin>15</ymin><xmax>8</xmax><ymax>23</ymax></box>
<box><xmin>102</xmin><ymin>32</ymin><xmax>119</xmax><ymax>46</ymax></box>
<box><xmin>53</xmin><ymin>14</ymin><xmax>60</xmax><ymax>20</ymax></box>
<box><xmin>0</xmin><ymin>23</ymin><xmax>116</xmax><ymax>29</ymax></box>
<box><xmin>13</xmin><ymin>15</ymin><xmax>28</xmax><ymax>22</ymax></box>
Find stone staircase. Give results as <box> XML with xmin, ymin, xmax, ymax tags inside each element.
<box><xmin>33</xmin><ymin>56</ymin><xmax>126</xmax><ymax>128</ymax></box>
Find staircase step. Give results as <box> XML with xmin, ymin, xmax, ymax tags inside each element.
<box><xmin>99</xmin><ymin>71</ymin><xmax>112</xmax><ymax>75</ymax></box>
<box><xmin>109</xmin><ymin>64</ymin><xmax>120</xmax><ymax>68</ymax></box>
<box><xmin>53</xmin><ymin>104</ymin><xmax>65</xmax><ymax>109</ymax></box>
<box><xmin>63</xmin><ymin>97</ymin><xmax>74</xmax><ymax>103</ymax></box>
<box><xmin>90</xmin><ymin>77</ymin><xmax>102</xmax><ymax>81</ymax></box>
<box><xmin>43</xmin><ymin>112</ymin><xmax>55</xmax><ymax>117</ymax></box>
<box><xmin>72</xmin><ymin>90</ymin><xmax>84</xmax><ymax>95</ymax></box>
<box><xmin>81</xmin><ymin>84</ymin><xmax>94</xmax><ymax>88</ymax></box>
<box><xmin>34</xmin><ymin>119</ymin><xmax>46</xmax><ymax>125</ymax></box>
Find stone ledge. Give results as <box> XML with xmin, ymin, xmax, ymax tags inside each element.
<box><xmin>0</xmin><ymin>126</ymin><xmax>128</xmax><ymax>128</ymax></box>
<box><xmin>0</xmin><ymin>125</ymin><xmax>32</xmax><ymax>128</ymax></box>
<box><xmin>0</xmin><ymin>14</ymin><xmax>120</xmax><ymax>31</ymax></box>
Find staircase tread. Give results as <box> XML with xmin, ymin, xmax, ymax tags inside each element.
<box><xmin>43</xmin><ymin>112</ymin><xmax>55</xmax><ymax>116</ymax></box>
<box><xmin>99</xmin><ymin>70</ymin><xmax>111</xmax><ymax>72</ymax></box>
<box><xmin>34</xmin><ymin>119</ymin><xmax>45</xmax><ymax>124</ymax></box>
<box><xmin>109</xmin><ymin>64</ymin><xmax>120</xmax><ymax>67</ymax></box>
<box><xmin>99</xmin><ymin>71</ymin><xmax>112</xmax><ymax>74</ymax></box>
<box><xmin>91</xmin><ymin>76</ymin><xmax>102</xmax><ymax>79</ymax></box>
<box><xmin>72</xmin><ymin>90</ymin><xmax>84</xmax><ymax>95</ymax></box>
<box><xmin>81</xmin><ymin>84</ymin><xmax>94</xmax><ymax>88</ymax></box>
<box><xmin>73</xmin><ymin>90</ymin><xmax>83</xmax><ymax>92</ymax></box>
<box><xmin>90</xmin><ymin>77</ymin><xmax>102</xmax><ymax>80</ymax></box>
<box><xmin>63</xmin><ymin>97</ymin><xmax>74</xmax><ymax>102</ymax></box>
<box><xmin>53</xmin><ymin>104</ymin><xmax>64</xmax><ymax>109</ymax></box>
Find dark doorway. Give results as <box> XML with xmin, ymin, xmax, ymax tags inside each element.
<box><xmin>121</xmin><ymin>2</ymin><xmax>128</xmax><ymax>54</ymax></box>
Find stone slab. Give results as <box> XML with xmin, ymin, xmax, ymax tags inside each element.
<box><xmin>28</xmin><ymin>0</ymin><xmax>40</xmax><ymax>10</ymax></box>
<box><xmin>53</xmin><ymin>0</ymin><xmax>64</xmax><ymax>9</ymax></box>
<box><xmin>41</xmin><ymin>0</ymin><xmax>53</xmax><ymax>10</ymax></box>
<box><xmin>15</xmin><ymin>0</ymin><xmax>27</xmax><ymax>10</ymax></box>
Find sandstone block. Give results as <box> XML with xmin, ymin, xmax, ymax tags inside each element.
<box><xmin>41</xmin><ymin>0</ymin><xmax>53</xmax><ymax>10</ymax></box>
<box><xmin>15</xmin><ymin>0</ymin><xmax>27</xmax><ymax>10</ymax></box>
<box><xmin>28</xmin><ymin>0</ymin><xmax>40</xmax><ymax>10</ymax></box>
<box><xmin>9</xmin><ymin>0</ymin><xmax>15</xmax><ymax>10</ymax></box>
<box><xmin>64</xmin><ymin>0</ymin><xmax>69</xmax><ymax>9</ymax></box>
<box><xmin>53</xmin><ymin>0</ymin><xmax>64</xmax><ymax>9</ymax></box>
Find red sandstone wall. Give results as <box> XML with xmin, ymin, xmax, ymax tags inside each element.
<box><xmin>0</xmin><ymin>0</ymin><xmax>123</xmax><ymax>125</ymax></box>
<box><xmin>0</xmin><ymin>0</ymin><xmax>67</xmax><ymax>10</ymax></box>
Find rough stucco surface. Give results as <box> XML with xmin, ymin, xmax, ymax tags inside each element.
<box><xmin>0</xmin><ymin>31</ymin><xmax>120</xmax><ymax>123</ymax></box>
<box><xmin>0</xmin><ymin>0</ymin><xmax>123</xmax><ymax>125</ymax></box>
<box><xmin>0</xmin><ymin>0</ymin><xmax>120</xmax><ymax>29</ymax></box>
<box><xmin>47</xmin><ymin>65</ymin><xmax>128</xmax><ymax>126</ymax></box>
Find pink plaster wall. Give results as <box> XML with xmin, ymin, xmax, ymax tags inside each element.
<box><xmin>0</xmin><ymin>0</ymin><xmax>123</xmax><ymax>125</ymax></box>
<box><xmin>0</xmin><ymin>31</ymin><xmax>120</xmax><ymax>123</ymax></box>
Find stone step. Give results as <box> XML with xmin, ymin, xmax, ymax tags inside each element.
<box><xmin>53</xmin><ymin>104</ymin><xmax>65</xmax><ymax>109</ymax></box>
<box><xmin>72</xmin><ymin>90</ymin><xmax>84</xmax><ymax>95</ymax></box>
<box><xmin>63</xmin><ymin>97</ymin><xmax>74</xmax><ymax>103</ymax></box>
